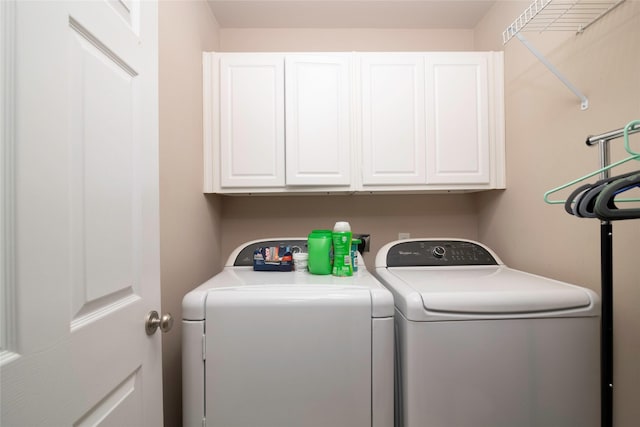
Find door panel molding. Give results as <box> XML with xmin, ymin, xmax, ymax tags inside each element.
<box><xmin>0</xmin><ymin>0</ymin><xmax>17</xmax><ymax>360</ymax></box>
<box><xmin>74</xmin><ymin>368</ymin><xmax>142</xmax><ymax>427</ymax></box>
<box><xmin>69</xmin><ymin>16</ymin><xmax>138</xmax><ymax>77</ymax></box>
<box><xmin>106</xmin><ymin>0</ymin><xmax>139</xmax><ymax>35</ymax></box>
<box><xmin>68</xmin><ymin>17</ymin><xmax>140</xmax><ymax>323</ymax></box>
<box><xmin>71</xmin><ymin>291</ymin><xmax>139</xmax><ymax>331</ymax></box>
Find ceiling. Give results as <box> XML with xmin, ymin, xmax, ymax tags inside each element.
<box><xmin>206</xmin><ymin>0</ymin><xmax>498</xmax><ymax>29</ymax></box>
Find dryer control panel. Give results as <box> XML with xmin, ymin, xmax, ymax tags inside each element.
<box><xmin>386</xmin><ymin>240</ymin><xmax>498</xmax><ymax>267</ymax></box>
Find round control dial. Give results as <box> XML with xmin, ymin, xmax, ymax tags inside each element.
<box><xmin>432</xmin><ymin>246</ymin><xmax>446</xmax><ymax>259</ymax></box>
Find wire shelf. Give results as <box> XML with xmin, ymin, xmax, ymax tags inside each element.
<box><xmin>503</xmin><ymin>0</ymin><xmax>626</xmax><ymax>44</ymax></box>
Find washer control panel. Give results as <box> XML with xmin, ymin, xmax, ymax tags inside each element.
<box><xmin>386</xmin><ymin>240</ymin><xmax>498</xmax><ymax>267</ymax></box>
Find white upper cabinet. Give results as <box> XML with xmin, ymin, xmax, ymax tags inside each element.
<box><xmin>204</xmin><ymin>51</ymin><xmax>504</xmax><ymax>194</ymax></box>
<box><xmin>426</xmin><ymin>53</ymin><xmax>490</xmax><ymax>185</ymax></box>
<box><xmin>360</xmin><ymin>55</ymin><xmax>427</xmax><ymax>185</ymax></box>
<box><xmin>359</xmin><ymin>52</ymin><xmax>504</xmax><ymax>191</ymax></box>
<box><xmin>204</xmin><ymin>52</ymin><xmax>352</xmax><ymax>193</ymax></box>
<box><xmin>218</xmin><ymin>54</ymin><xmax>285</xmax><ymax>188</ymax></box>
<box><xmin>285</xmin><ymin>54</ymin><xmax>351</xmax><ymax>186</ymax></box>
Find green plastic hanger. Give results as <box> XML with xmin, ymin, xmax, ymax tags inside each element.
<box><xmin>543</xmin><ymin>155</ymin><xmax>640</xmax><ymax>204</ymax></box>
<box><xmin>624</xmin><ymin>119</ymin><xmax>640</xmax><ymax>156</ymax></box>
<box><xmin>544</xmin><ymin>119</ymin><xmax>640</xmax><ymax>205</ymax></box>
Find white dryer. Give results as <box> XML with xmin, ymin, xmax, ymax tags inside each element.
<box><xmin>374</xmin><ymin>239</ymin><xmax>600</xmax><ymax>427</ymax></box>
<box><xmin>183</xmin><ymin>238</ymin><xmax>394</xmax><ymax>427</ymax></box>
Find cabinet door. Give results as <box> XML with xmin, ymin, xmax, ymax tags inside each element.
<box><xmin>285</xmin><ymin>55</ymin><xmax>351</xmax><ymax>186</ymax></box>
<box><xmin>425</xmin><ymin>53</ymin><xmax>490</xmax><ymax>184</ymax></box>
<box><xmin>361</xmin><ymin>55</ymin><xmax>426</xmax><ymax>185</ymax></box>
<box><xmin>219</xmin><ymin>55</ymin><xmax>285</xmax><ymax>188</ymax></box>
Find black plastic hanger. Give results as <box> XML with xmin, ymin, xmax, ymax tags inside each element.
<box><xmin>594</xmin><ymin>172</ymin><xmax>640</xmax><ymax>220</ymax></box>
<box><xmin>576</xmin><ymin>171</ymin><xmax>639</xmax><ymax>218</ymax></box>
<box><xmin>563</xmin><ymin>170</ymin><xmax>638</xmax><ymax>217</ymax></box>
<box><xmin>564</xmin><ymin>184</ymin><xmax>592</xmax><ymax>215</ymax></box>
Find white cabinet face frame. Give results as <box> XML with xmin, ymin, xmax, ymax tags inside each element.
<box><xmin>360</xmin><ymin>54</ymin><xmax>427</xmax><ymax>185</ymax></box>
<box><xmin>219</xmin><ymin>54</ymin><xmax>285</xmax><ymax>188</ymax></box>
<box><xmin>285</xmin><ymin>55</ymin><xmax>352</xmax><ymax>186</ymax></box>
<box><xmin>425</xmin><ymin>53</ymin><xmax>491</xmax><ymax>185</ymax></box>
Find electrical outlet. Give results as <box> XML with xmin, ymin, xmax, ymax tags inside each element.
<box><xmin>398</xmin><ymin>232</ymin><xmax>411</xmax><ymax>240</ymax></box>
<box><xmin>353</xmin><ymin>234</ymin><xmax>370</xmax><ymax>253</ymax></box>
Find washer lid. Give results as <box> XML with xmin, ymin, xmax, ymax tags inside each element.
<box><xmin>385</xmin><ymin>266</ymin><xmax>596</xmax><ymax>318</ymax></box>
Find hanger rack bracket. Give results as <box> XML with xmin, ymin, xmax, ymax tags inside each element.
<box><xmin>503</xmin><ymin>0</ymin><xmax>626</xmax><ymax>111</ymax></box>
<box><xmin>515</xmin><ymin>33</ymin><xmax>588</xmax><ymax>110</ymax></box>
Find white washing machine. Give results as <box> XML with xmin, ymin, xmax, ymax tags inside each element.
<box><xmin>183</xmin><ymin>238</ymin><xmax>394</xmax><ymax>427</ymax></box>
<box><xmin>374</xmin><ymin>239</ymin><xmax>600</xmax><ymax>427</ymax></box>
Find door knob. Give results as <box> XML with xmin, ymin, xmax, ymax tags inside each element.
<box><xmin>145</xmin><ymin>310</ymin><xmax>173</xmax><ymax>335</ymax></box>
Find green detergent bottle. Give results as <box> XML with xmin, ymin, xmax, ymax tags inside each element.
<box><xmin>307</xmin><ymin>230</ymin><xmax>332</xmax><ymax>275</ymax></box>
<box><xmin>332</xmin><ymin>221</ymin><xmax>353</xmax><ymax>277</ymax></box>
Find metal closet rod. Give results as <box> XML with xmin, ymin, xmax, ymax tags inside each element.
<box><xmin>586</xmin><ymin>122</ymin><xmax>640</xmax><ymax>146</ymax></box>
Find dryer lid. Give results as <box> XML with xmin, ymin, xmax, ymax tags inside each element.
<box><xmin>387</xmin><ymin>266</ymin><xmax>595</xmax><ymax>317</ymax></box>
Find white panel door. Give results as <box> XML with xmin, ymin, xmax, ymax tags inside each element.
<box><xmin>219</xmin><ymin>54</ymin><xmax>285</xmax><ymax>188</ymax></box>
<box><xmin>1</xmin><ymin>1</ymin><xmax>163</xmax><ymax>425</ymax></box>
<box><xmin>285</xmin><ymin>54</ymin><xmax>351</xmax><ymax>186</ymax></box>
<box><xmin>426</xmin><ymin>53</ymin><xmax>490</xmax><ymax>184</ymax></box>
<box><xmin>361</xmin><ymin>55</ymin><xmax>426</xmax><ymax>185</ymax></box>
